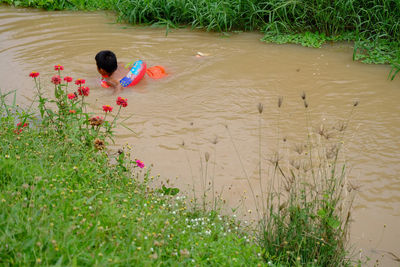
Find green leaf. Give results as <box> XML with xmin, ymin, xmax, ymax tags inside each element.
<box><xmin>317</xmin><ymin>209</ymin><xmax>326</xmax><ymax>218</ymax></box>
<box><xmin>328</xmin><ymin>218</ymin><xmax>340</xmax><ymax>229</ymax></box>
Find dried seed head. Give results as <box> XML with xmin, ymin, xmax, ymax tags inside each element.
<box><xmin>212</xmin><ymin>136</ymin><xmax>218</xmax><ymax>145</ymax></box>
<box><xmin>335</xmin><ymin>121</ymin><xmax>347</xmax><ymax>132</ymax></box>
<box><xmin>318</xmin><ymin>124</ymin><xmax>325</xmax><ymax>136</ymax></box>
<box><xmin>302</xmin><ymin>162</ymin><xmax>311</xmax><ymax>172</ymax></box>
<box><xmin>278</xmin><ymin>96</ymin><xmax>283</xmax><ymax>108</ymax></box>
<box><xmin>94</xmin><ymin>139</ymin><xmax>105</xmax><ymax>150</ymax></box>
<box><xmin>289</xmin><ymin>160</ymin><xmax>300</xmax><ymax>170</ymax></box>
<box><xmin>301</xmin><ymin>92</ymin><xmax>306</xmax><ymax>100</ymax></box>
<box><xmin>353</xmin><ymin>100</ymin><xmax>359</xmax><ymax>107</ymax></box>
<box><xmin>257</xmin><ymin>103</ymin><xmax>263</xmax><ymax>114</ymax></box>
<box><xmin>347</xmin><ymin>181</ymin><xmax>361</xmax><ymax>192</ymax></box>
<box><xmin>293</xmin><ymin>144</ymin><xmax>305</xmax><ymax>154</ymax></box>
<box><xmin>304</xmin><ymin>100</ymin><xmax>308</xmax><ymax>108</ymax></box>
<box><xmin>326</xmin><ymin>144</ymin><xmax>338</xmax><ymax>159</ymax></box>
<box><xmin>190</xmin><ymin>122</ymin><xmax>193</xmax><ymax>126</ymax></box>
<box><xmin>181</xmin><ymin>140</ymin><xmax>185</xmax><ymax>147</ymax></box>
<box><xmin>205</xmin><ymin>152</ymin><xmax>210</xmax><ymax>162</ymax></box>
<box><xmin>317</xmin><ymin>124</ymin><xmax>332</xmax><ymax>139</ymax></box>
<box><xmin>88</xmin><ymin>116</ymin><xmax>104</xmax><ymax>127</ymax></box>
<box><xmin>268</xmin><ymin>152</ymin><xmax>282</xmax><ymax>165</ymax></box>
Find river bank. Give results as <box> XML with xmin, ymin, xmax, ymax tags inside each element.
<box><xmin>1</xmin><ymin>4</ymin><xmax>400</xmax><ymax>266</ymax></box>
<box><xmin>1</xmin><ymin>0</ymin><xmax>399</xmax><ymax>79</ymax></box>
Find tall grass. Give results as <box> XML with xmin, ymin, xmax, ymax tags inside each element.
<box><xmin>2</xmin><ymin>0</ymin><xmax>399</xmax><ymax>77</ymax></box>
<box><xmin>220</xmin><ymin>95</ymin><xmax>359</xmax><ymax>266</ymax></box>
<box><xmin>180</xmin><ymin>94</ymin><xmax>359</xmax><ymax>265</ymax></box>
<box><xmin>3</xmin><ymin>0</ymin><xmax>399</xmax><ymax>40</ymax></box>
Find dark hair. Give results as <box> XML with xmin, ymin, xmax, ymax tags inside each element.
<box><xmin>95</xmin><ymin>50</ymin><xmax>118</xmax><ymax>74</ymax></box>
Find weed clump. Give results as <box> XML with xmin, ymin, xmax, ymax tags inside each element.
<box><xmin>253</xmin><ymin>96</ymin><xmax>359</xmax><ymax>266</ymax></box>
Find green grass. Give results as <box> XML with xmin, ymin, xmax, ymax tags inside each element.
<box><xmin>0</xmin><ymin>125</ymin><xmax>263</xmax><ymax>265</ymax></box>
<box><xmin>0</xmin><ymin>71</ymin><xmax>265</xmax><ymax>266</ymax></box>
<box><xmin>1</xmin><ymin>0</ymin><xmax>399</xmax><ymax>78</ymax></box>
<box><xmin>0</xmin><ymin>62</ymin><xmax>363</xmax><ymax>265</ymax></box>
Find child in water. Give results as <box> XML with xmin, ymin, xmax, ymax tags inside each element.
<box><xmin>95</xmin><ymin>50</ymin><xmax>146</xmax><ymax>93</ymax></box>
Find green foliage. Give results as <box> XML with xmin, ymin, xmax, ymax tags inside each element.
<box><xmin>1</xmin><ymin>0</ymin><xmax>399</xmax><ymax>78</ymax></box>
<box><xmin>259</xmin><ymin>0</ymin><xmax>400</xmax><ymax>78</ymax></box>
<box><xmin>262</xmin><ymin>31</ymin><xmax>331</xmax><ymax>48</ymax></box>
<box><xmin>0</xmin><ymin>70</ymin><xmax>264</xmax><ymax>265</ymax></box>
<box><xmin>160</xmin><ymin>185</ymin><xmax>180</xmax><ymax>196</ymax></box>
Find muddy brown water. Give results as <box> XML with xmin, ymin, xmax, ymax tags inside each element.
<box><xmin>1</xmin><ymin>5</ymin><xmax>399</xmax><ymax>266</ymax></box>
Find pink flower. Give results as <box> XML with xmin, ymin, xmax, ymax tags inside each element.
<box><xmin>29</xmin><ymin>72</ymin><xmax>40</xmax><ymax>78</ymax></box>
<box><xmin>54</xmin><ymin>65</ymin><xmax>64</xmax><ymax>71</ymax></box>
<box><xmin>136</xmin><ymin>159</ymin><xmax>145</xmax><ymax>168</ymax></box>
<box><xmin>51</xmin><ymin>75</ymin><xmax>62</xmax><ymax>85</ymax></box>
<box><xmin>78</xmin><ymin>86</ymin><xmax>90</xmax><ymax>96</ymax></box>
<box><xmin>116</xmin><ymin>97</ymin><xmax>128</xmax><ymax>107</ymax></box>
<box><xmin>102</xmin><ymin>105</ymin><xmax>113</xmax><ymax>112</ymax></box>
<box><xmin>75</xmin><ymin>79</ymin><xmax>85</xmax><ymax>85</ymax></box>
<box><xmin>69</xmin><ymin>110</ymin><xmax>76</xmax><ymax>114</ymax></box>
<box><xmin>67</xmin><ymin>93</ymin><xmax>77</xmax><ymax>100</ymax></box>
<box><xmin>64</xmin><ymin>76</ymin><xmax>73</xmax><ymax>82</ymax></box>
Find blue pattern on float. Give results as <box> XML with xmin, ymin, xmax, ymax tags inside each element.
<box><xmin>120</xmin><ymin>60</ymin><xmax>144</xmax><ymax>87</ymax></box>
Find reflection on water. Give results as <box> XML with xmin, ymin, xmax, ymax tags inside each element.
<box><xmin>1</xmin><ymin>5</ymin><xmax>399</xmax><ymax>266</ymax></box>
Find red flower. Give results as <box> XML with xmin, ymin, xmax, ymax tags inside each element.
<box><xmin>116</xmin><ymin>97</ymin><xmax>128</xmax><ymax>107</ymax></box>
<box><xmin>64</xmin><ymin>76</ymin><xmax>73</xmax><ymax>82</ymax></box>
<box><xmin>69</xmin><ymin>110</ymin><xmax>76</xmax><ymax>114</ymax></box>
<box><xmin>54</xmin><ymin>65</ymin><xmax>64</xmax><ymax>71</ymax></box>
<box><xmin>78</xmin><ymin>86</ymin><xmax>90</xmax><ymax>96</ymax></box>
<box><xmin>17</xmin><ymin>122</ymin><xmax>29</xmax><ymax>128</ymax></box>
<box><xmin>75</xmin><ymin>79</ymin><xmax>85</xmax><ymax>85</ymax></box>
<box><xmin>29</xmin><ymin>72</ymin><xmax>40</xmax><ymax>78</ymax></box>
<box><xmin>67</xmin><ymin>93</ymin><xmax>77</xmax><ymax>100</ymax></box>
<box><xmin>51</xmin><ymin>75</ymin><xmax>62</xmax><ymax>85</ymax></box>
<box><xmin>14</xmin><ymin>128</ymin><xmax>23</xmax><ymax>135</ymax></box>
<box><xmin>102</xmin><ymin>105</ymin><xmax>113</xmax><ymax>112</ymax></box>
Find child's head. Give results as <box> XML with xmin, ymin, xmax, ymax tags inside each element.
<box><xmin>95</xmin><ymin>50</ymin><xmax>117</xmax><ymax>76</ymax></box>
